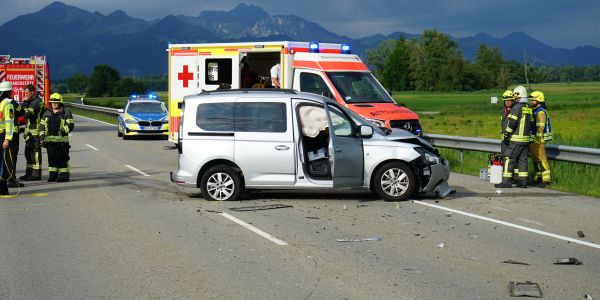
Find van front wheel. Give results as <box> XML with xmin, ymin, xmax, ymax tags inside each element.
<box><xmin>201</xmin><ymin>165</ymin><xmax>242</xmax><ymax>201</ymax></box>
<box><xmin>373</xmin><ymin>162</ymin><xmax>416</xmax><ymax>201</ymax></box>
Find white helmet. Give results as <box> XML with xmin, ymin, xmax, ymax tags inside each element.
<box><xmin>0</xmin><ymin>81</ymin><xmax>12</xmax><ymax>92</ymax></box>
<box><xmin>513</xmin><ymin>85</ymin><xmax>528</xmax><ymax>102</ymax></box>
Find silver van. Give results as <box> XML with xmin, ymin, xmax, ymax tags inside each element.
<box><xmin>171</xmin><ymin>90</ymin><xmax>450</xmax><ymax>201</ymax></box>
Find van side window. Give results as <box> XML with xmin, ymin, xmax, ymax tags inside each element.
<box><xmin>235</xmin><ymin>102</ymin><xmax>287</xmax><ymax>133</ymax></box>
<box><xmin>205</xmin><ymin>59</ymin><xmax>233</xmax><ymax>85</ymax></box>
<box><xmin>196</xmin><ymin>103</ymin><xmax>234</xmax><ymax>131</ymax></box>
<box><xmin>300</xmin><ymin>73</ymin><xmax>332</xmax><ymax>97</ymax></box>
<box><xmin>327</xmin><ymin>105</ymin><xmax>353</xmax><ymax>137</ymax></box>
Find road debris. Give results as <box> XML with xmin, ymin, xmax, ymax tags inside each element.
<box><xmin>496</xmin><ymin>189</ymin><xmax>502</xmax><ymax>194</ymax></box>
<box><xmin>501</xmin><ymin>260</ymin><xmax>530</xmax><ymax>265</ymax></box>
<box><xmin>509</xmin><ymin>281</ymin><xmax>543</xmax><ymax>298</ymax></box>
<box><xmin>577</xmin><ymin>231</ymin><xmax>585</xmax><ymax>238</ymax></box>
<box><xmin>553</xmin><ymin>258</ymin><xmax>582</xmax><ymax>265</ymax></box>
<box><xmin>445</xmin><ymin>212</ymin><xmax>453</xmax><ymax>217</ymax></box>
<box><xmin>438</xmin><ymin>242</ymin><xmax>445</xmax><ymax>248</ymax></box>
<box><xmin>305</xmin><ymin>216</ymin><xmax>320</xmax><ymax>219</ymax></box>
<box><xmin>584</xmin><ymin>294</ymin><xmax>593</xmax><ymax>300</ymax></box>
<box><xmin>337</xmin><ymin>237</ymin><xmax>383</xmax><ymax>242</ymax></box>
<box><xmin>205</xmin><ymin>209</ymin><xmax>223</xmax><ymax>213</ymax></box>
<box><xmin>229</xmin><ymin>204</ymin><xmax>293</xmax><ymax>212</ymax></box>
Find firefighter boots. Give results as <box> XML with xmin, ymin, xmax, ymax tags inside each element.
<box><xmin>47</xmin><ymin>171</ymin><xmax>58</xmax><ymax>182</ymax></box>
<box><xmin>57</xmin><ymin>172</ymin><xmax>69</xmax><ymax>183</ymax></box>
<box><xmin>19</xmin><ymin>167</ymin><xmax>32</xmax><ymax>180</ymax></box>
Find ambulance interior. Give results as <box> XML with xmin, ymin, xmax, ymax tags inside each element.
<box><xmin>240</xmin><ymin>52</ymin><xmax>280</xmax><ymax>88</ymax></box>
<box><xmin>298</xmin><ymin>105</ymin><xmax>332</xmax><ymax>180</ymax></box>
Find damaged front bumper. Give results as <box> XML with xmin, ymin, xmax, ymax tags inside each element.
<box><xmin>415</xmin><ymin>153</ymin><xmax>451</xmax><ymax>197</ymax></box>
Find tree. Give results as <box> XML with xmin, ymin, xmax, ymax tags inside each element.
<box><xmin>112</xmin><ymin>77</ymin><xmax>146</xmax><ymax>96</ymax></box>
<box><xmin>87</xmin><ymin>65</ymin><xmax>120</xmax><ymax>97</ymax></box>
<box><xmin>67</xmin><ymin>74</ymin><xmax>88</xmax><ymax>95</ymax></box>
<box><xmin>475</xmin><ymin>45</ymin><xmax>506</xmax><ymax>88</ymax></box>
<box><xmin>365</xmin><ymin>39</ymin><xmax>398</xmax><ymax>79</ymax></box>
<box><xmin>381</xmin><ymin>38</ymin><xmax>412</xmax><ymax>91</ymax></box>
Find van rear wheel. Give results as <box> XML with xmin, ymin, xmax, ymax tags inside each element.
<box><xmin>201</xmin><ymin>165</ymin><xmax>242</xmax><ymax>201</ymax></box>
<box><xmin>373</xmin><ymin>162</ymin><xmax>416</xmax><ymax>201</ymax></box>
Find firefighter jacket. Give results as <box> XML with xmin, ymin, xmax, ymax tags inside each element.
<box><xmin>502</xmin><ymin>102</ymin><xmax>533</xmax><ymax>144</ymax></box>
<box><xmin>22</xmin><ymin>95</ymin><xmax>44</xmax><ymax>136</ymax></box>
<box><xmin>39</xmin><ymin>106</ymin><xmax>74</xmax><ymax>143</ymax></box>
<box><xmin>500</xmin><ymin>106</ymin><xmax>511</xmax><ymax>137</ymax></box>
<box><xmin>531</xmin><ymin>106</ymin><xmax>552</xmax><ymax>143</ymax></box>
<box><xmin>0</xmin><ymin>98</ymin><xmax>15</xmax><ymax>140</ymax></box>
<box><xmin>10</xmin><ymin>99</ymin><xmax>25</xmax><ymax>129</ymax></box>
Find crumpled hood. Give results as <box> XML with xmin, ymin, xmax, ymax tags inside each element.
<box><xmin>346</xmin><ymin>103</ymin><xmax>418</xmax><ymax>120</ymax></box>
<box><xmin>384</xmin><ymin>128</ymin><xmax>435</xmax><ymax>151</ymax></box>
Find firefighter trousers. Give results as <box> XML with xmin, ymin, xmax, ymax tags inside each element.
<box><xmin>7</xmin><ymin>132</ymin><xmax>19</xmax><ymax>183</ymax></box>
<box><xmin>530</xmin><ymin>142</ymin><xmax>551</xmax><ymax>183</ymax></box>
<box><xmin>0</xmin><ymin>133</ymin><xmax>8</xmax><ymax>194</ymax></box>
<box><xmin>47</xmin><ymin>142</ymin><xmax>70</xmax><ymax>179</ymax></box>
<box><xmin>502</xmin><ymin>143</ymin><xmax>529</xmax><ymax>184</ymax></box>
<box><xmin>24</xmin><ymin>134</ymin><xmax>42</xmax><ymax>172</ymax></box>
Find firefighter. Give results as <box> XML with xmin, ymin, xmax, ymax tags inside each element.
<box><xmin>500</xmin><ymin>90</ymin><xmax>514</xmax><ymax>155</ymax></box>
<box><xmin>529</xmin><ymin>91</ymin><xmax>552</xmax><ymax>187</ymax></box>
<box><xmin>0</xmin><ymin>81</ymin><xmax>15</xmax><ymax>195</ymax></box>
<box><xmin>39</xmin><ymin>93</ymin><xmax>74</xmax><ymax>182</ymax></box>
<box><xmin>20</xmin><ymin>84</ymin><xmax>45</xmax><ymax>181</ymax></box>
<box><xmin>495</xmin><ymin>86</ymin><xmax>533</xmax><ymax>188</ymax></box>
<box><xmin>6</xmin><ymin>93</ymin><xmax>26</xmax><ymax>188</ymax></box>
<box><xmin>270</xmin><ymin>63</ymin><xmax>281</xmax><ymax>88</ymax></box>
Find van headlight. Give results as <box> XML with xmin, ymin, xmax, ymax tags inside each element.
<box><xmin>415</xmin><ymin>147</ymin><xmax>441</xmax><ymax>165</ymax></box>
<box><xmin>365</xmin><ymin>118</ymin><xmax>386</xmax><ymax>128</ymax></box>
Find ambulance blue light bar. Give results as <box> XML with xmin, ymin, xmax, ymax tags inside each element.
<box><xmin>309</xmin><ymin>42</ymin><xmax>319</xmax><ymax>53</ymax></box>
<box><xmin>341</xmin><ymin>44</ymin><xmax>352</xmax><ymax>54</ymax></box>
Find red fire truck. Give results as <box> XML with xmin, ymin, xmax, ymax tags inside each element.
<box><xmin>0</xmin><ymin>54</ymin><xmax>50</xmax><ymax>105</ymax></box>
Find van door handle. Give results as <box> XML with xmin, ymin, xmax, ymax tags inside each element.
<box><xmin>275</xmin><ymin>145</ymin><xmax>290</xmax><ymax>150</ymax></box>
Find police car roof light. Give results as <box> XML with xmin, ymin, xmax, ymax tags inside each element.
<box><xmin>341</xmin><ymin>44</ymin><xmax>351</xmax><ymax>54</ymax></box>
<box><xmin>309</xmin><ymin>42</ymin><xmax>319</xmax><ymax>53</ymax></box>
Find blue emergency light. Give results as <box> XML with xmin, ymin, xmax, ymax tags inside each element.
<box><xmin>309</xmin><ymin>42</ymin><xmax>319</xmax><ymax>53</ymax></box>
<box><xmin>341</xmin><ymin>44</ymin><xmax>352</xmax><ymax>54</ymax></box>
<box><xmin>130</xmin><ymin>94</ymin><xmax>138</xmax><ymax>99</ymax></box>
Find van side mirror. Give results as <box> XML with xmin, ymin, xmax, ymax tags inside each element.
<box><xmin>117</xmin><ymin>109</ymin><xmax>124</xmax><ymax>113</ymax></box>
<box><xmin>359</xmin><ymin>125</ymin><xmax>373</xmax><ymax>138</ymax></box>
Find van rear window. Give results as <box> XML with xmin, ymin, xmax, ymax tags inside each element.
<box><xmin>196</xmin><ymin>102</ymin><xmax>286</xmax><ymax>133</ymax></box>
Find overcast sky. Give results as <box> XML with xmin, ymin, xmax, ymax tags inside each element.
<box><xmin>3</xmin><ymin>0</ymin><xmax>599</xmax><ymax>48</ymax></box>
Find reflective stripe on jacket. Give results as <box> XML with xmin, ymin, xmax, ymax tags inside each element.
<box><xmin>0</xmin><ymin>98</ymin><xmax>15</xmax><ymax>140</ymax></box>
<box><xmin>503</xmin><ymin>102</ymin><xmax>533</xmax><ymax>144</ymax></box>
<box><xmin>39</xmin><ymin>106</ymin><xmax>74</xmax><ymax>143</ymax></box>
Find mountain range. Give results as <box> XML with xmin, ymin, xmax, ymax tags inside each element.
<box><xmin>1</xmin><ymin>1</ymin><xmax>599</xmax><ymax>79</ymax></box>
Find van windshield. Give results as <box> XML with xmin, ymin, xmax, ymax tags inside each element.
<box><xmin>326</xmin><ymin>72</ymin><xmax>395</xmax><ymax>104</ymax></box>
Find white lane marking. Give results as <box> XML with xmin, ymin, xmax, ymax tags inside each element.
<box><xmin>518</xmin><ymin>218</ymin><xmax>545</xmax><ymax>227</ymax></box>
<box><xmin>489</xmin><ymin>206</ymin><xmax>512</xmax><ymax>212</ymax></box>
<box><xmin>413</xmin><ymin>200</ymin><xmax>600</xmax><ymax>250</ymax></box>
<box><xmin>74</xmin><ymin>114</ymin><xmax>117</xmax><ymax>127</ymax></box>
<box><xmin>220</xmin><ymin>212</ymin><xmax>288</xmax><ymax>246</ymax></box>
<box><xmin>86</xmin><ymin>144</ymin><xmax>99</xmax><ymax>151</ymax></box>
<box><xmin>125</xmin><ymin>165</ymin><xmax>150</xmax><ymax>177</ymax></box>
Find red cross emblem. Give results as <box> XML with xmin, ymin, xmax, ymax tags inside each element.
<box><xmin>178</xmin><ymin>65</ymin><xmax>194</xmax><ymax>88</ymax></box>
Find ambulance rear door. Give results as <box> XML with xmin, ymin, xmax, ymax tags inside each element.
<box><xmin>198</xmin><ymin>53</ymin><xmax>240</xmax><ymax>91</ymax></box>
<box><xmin>169</xmin><ymin>49</ymin><xmax>200</xmax><ymax>143</ymax></box>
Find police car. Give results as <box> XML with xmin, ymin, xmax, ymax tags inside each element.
<box><xmin>117</xmin><ymin>94</ymin><xmax>169</xmax><ymax>140</ymax></box>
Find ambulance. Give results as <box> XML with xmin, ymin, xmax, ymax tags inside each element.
<box><xmin>167</xmin><ymin>41</ymin><xmax>422</xmax><ymax>143</ymax></box>
<box><xmin>0</xmin><ymin>55</ymin><xmax>50</xmax><ymax>105</ymax></box>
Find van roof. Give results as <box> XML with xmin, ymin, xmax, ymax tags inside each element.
<box><xmin>183</xmin><ymin>89</ymin><xmax>334</xmax><ymax>104</ymax></box>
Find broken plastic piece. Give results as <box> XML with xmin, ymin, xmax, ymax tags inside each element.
<box><xmin>577</xmin><ymin>231</ymin><xmax>585</xmax><ymax>238</ymax></box>
<box><xmin>502</xmin><ymin>260</ymin><xmax>530</xmax><ymax>265</ymax></box>
<box><xmin>553</xmin><ymin>258</ymin><xmax>582</xmax><ymax>265</ymax></box>
<box><xmin>205</xmin><ymin>209</ymin><xmax>223</xmax><ymax>213</ymax></box>
<box><xmin>305</xmin><ymin>216</ymin><xmax>320</xmax><ymax>219</ymax></box>
<box><xmin>337</xmin><ymin>237</ymin><xmax>383</xmax><ymax>242</ymax></box>
<box><xmin>509</xmin><ymin>281</ymin><xmax>543</xmax><ymax>298</ymax></box>
<box><xmin>229</xmin><ymin>204</ymin><xmax>293</xmax><ymax>212</ymax></box>
<box><xmin>584</xmin><ymin>294</ymin><xmax>593</xmax><ymax>300</ymax></box>
<box><xmin>438</xmin><ymin>242</ymin><xmax>445</xmax><ymax>248</ymax></box>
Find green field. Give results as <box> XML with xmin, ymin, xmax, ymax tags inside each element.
<box><xmin>394</xmin><ymin>82</ymin><xmax>600</xmax><ymax>198</ymax></box>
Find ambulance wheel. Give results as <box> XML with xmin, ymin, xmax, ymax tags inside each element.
<box><xmin>373</xmin><ymin>161</ymin><xmax>416</xmax><ymax>201</ymax></box>
<box><xmin>200</xmin><ymin>165</ymin><xmax>243</xmax><ymax>201</ymax></box>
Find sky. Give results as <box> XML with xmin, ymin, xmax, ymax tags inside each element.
<box><xmin>3</xmin><ymin>0</ymin><xmax>600</xmax><ymax>48</ymax></box>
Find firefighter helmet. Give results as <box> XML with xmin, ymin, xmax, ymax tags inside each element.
<box><xmin>0</xmin><ymin>81</ymin><xmax>12</xmax><ymax>92</ymax></box>
<box><xmin>49</xmin><ymin>93</ymin><xmax>63</xmax><ymax>103</ymax></box>
<box><xmin>530</xmin><ymin>91</ymin><xmax>545</xmax><ymax>103</ymax></box>
<box><xmin>502</xmin><ymin>90</ymin><xmax>514</xmax><ymax>101</ymax></box>
<box><xmin>513</xmin><ymin>86</ymin><xmax>528</xmax><ymax>101</ymax></box>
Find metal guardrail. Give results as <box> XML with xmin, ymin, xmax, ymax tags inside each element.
<box><xmin>63</xmin><ymin>102</ymin><xmax>599</xmax><ymax>166</ymax></box>
<box><xmin>424</xmin><ymin>133</ymin><xmax>600</xmax><ymax>166</ymax></box>
<box><xmin>64</xmin><ymin>102</ymin><xmax>119</xmax><ymax>117</ymax></box>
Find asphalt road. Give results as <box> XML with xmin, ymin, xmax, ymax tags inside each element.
<box><xmin>1</xmin><ymin>115</ymin><xmax>598</xmax><ymax>299</ymax></box>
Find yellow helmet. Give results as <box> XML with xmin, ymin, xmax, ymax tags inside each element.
<box><xmin>502</xmin><ymin>90</ymin><xmax>514</xmax><ymax>101</ymax></box>
<box><xmin>530</xmin><ymin>91</ymin><xmax>545</xmax><ymax>103</ymax></box>
<box><xmin>49</xmin><ymin>93</ymin><xmax>63</xmax><ymax>103</ymax></box>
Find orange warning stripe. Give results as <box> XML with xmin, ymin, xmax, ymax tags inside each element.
<box><xmin>171</xmin><ymin>50</ymin><xmax>197</xmax><ymax>56</ymax></box>
<box><xmin>293</xmin><ymin>60</ymin><xmax>368</xmax><ymax>71</ymax></box>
